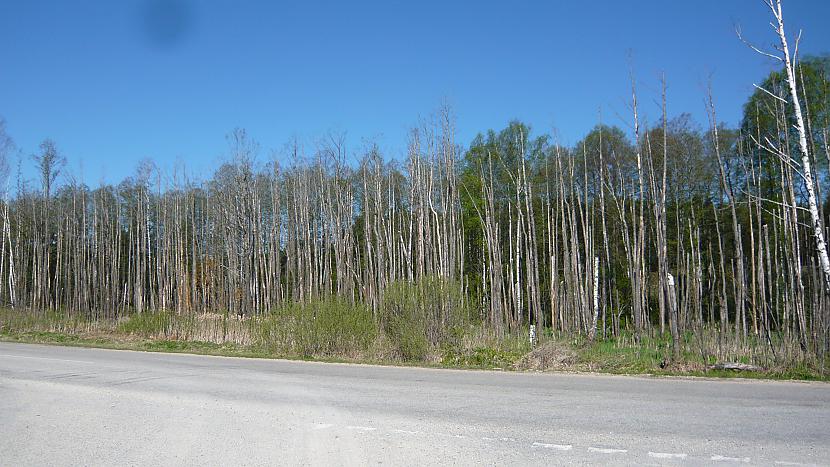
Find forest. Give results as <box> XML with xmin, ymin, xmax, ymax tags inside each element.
<box><xmin>1</xmin><ymin>1</ymin><xmax>828</xmax><ymax>376</ymax></box>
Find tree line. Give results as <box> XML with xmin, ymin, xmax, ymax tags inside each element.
<box><xmin>1</xmin><ymin>1</ymin><xmax>828</xmax><ymax>363</ymax></box>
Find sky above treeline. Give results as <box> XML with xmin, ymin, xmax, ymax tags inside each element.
<box><xmin>1</xmin><ymin>0</ymin><xmax>829</xmax><ymax>185</ymax></box>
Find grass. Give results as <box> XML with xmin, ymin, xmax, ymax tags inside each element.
<box><xmin>1</xmin><ymin>306</ymin><xmax>827</xmax><ymax>381</ymax></box>
<box><xmin>570</xmin><ymin>332</ymin><xmax>829</xmax><ymax>381</ymax></box>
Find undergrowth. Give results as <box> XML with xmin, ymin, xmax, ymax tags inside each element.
<box><xmin>1</xmin><ymin>303</ymin><xmax>827</xmax><ymax>380</ymax></box>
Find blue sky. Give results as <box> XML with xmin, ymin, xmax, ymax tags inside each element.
<box><xmin>1</xmin><ymin>0</ymin><xmax>828</xmax><ymax>185</ymax></box>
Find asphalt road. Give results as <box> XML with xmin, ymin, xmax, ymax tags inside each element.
<box><xmin>1</xmin><ymin>342</ymin><xmax>828</xmax><ymax>466</ymax></box>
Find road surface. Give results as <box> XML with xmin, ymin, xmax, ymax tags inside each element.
<box><xmin>1</xmin><ymin>342</ymin><xmax>828</xmax><ymax>466</ymax></box>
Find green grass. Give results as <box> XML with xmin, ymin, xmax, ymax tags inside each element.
<box><xmin>441</xmin><ymin>346</ymin><xmax>526</xmax><ymax>368</ymax></box>
<box><xmin>570</xmin><ymin>333</ymin><xmax>829</xmax><ymax>381</ymax></box>
<box><xmin>116</xmin><ymin>310</ymin><xmax>176</xmax><ymax>336</ymax></box>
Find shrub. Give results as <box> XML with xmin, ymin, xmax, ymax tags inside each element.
<box><xmin>380</xmin><ymin>276</ymin><xmax>469</xmax><ymax>361</ymax></box>
<box><xmin>258</xmin><ymin>297</ymin><xmax>376</xmax><ymax>357</ymax></box>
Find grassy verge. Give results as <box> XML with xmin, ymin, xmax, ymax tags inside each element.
<box><xmin>1</xmin><ymin>307</ymin><xmax>826</xmax><ymax>381</ymax></box>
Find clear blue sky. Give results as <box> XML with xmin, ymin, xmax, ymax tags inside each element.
<box><xmin>1</xmin><ymin>0</ymin><xmax>828</xmax><ymax>185</ymax></box>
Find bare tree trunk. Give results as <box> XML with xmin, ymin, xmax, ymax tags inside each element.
<box><xmin>768</xmin><ymin>0</ymin><xmax>830</xmax><ymax>291</ymax></box>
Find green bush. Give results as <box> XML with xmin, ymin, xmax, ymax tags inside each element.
<box><xmin>386</xmin><ymin>312</ymin><xmax>430</xmax><ymax>360</ymax></box>
<box><xmin>380</xmin><ymin>276</ymin><xmax>469</xmax><ymax>361</ymax></box>
<box><xmin>258</xmin><ymin>297</ymin><xmax>376</xmax><ymax>357</ymax></box>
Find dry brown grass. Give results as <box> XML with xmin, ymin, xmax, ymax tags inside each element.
<box><xmin>512</xmin><ymin>341</ymin><xmax>577</xmax><ymax>371</ymax></box>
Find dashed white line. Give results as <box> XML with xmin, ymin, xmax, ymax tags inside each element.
<box><xmin>345</xmin><ymin>425</ymin><xmax>376</xmax><ymax>432</ymax></box>
<box><xmin>648</xmin><ymin>451</ymin><xmax>688</xmax><ymax>459</ymax></box>
<box><xmin>301</xmin><ymin>423</ymin><xmax>809</xmax><ymax>467</ymax></box>
<box><xmin>532</xmin><ymin>442</ymin><xmax>573</xmax><ymax>451</ymax></box>
<box><xmin>712</xmin><ymin>455</ymin><xmax>750</xmax><ymax>463</ymax></box>
<box><xmin>588</xmin><ymin>447</ymin><xmax>628</xmax><ymax>454</ymax></box>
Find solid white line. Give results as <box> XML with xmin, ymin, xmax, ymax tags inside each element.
<box><xmin>712</xmin><ymin>454</ymin><xmax>750</xmax><ymax>462</ymax></box>
<box><xmin>393</xmin><ymin>429</ymin><xmax>418</xmax><ymax>435</ymax></box>
<box><xmin>0</xmin><ymin>354</ymin><xmax>94</xmax><ymax>364</ymax></box>
<box><xmin>312</xmin><ymin>423</ymin><xmax>333</xmax><ymax>430</ymax></box>
<box><xmin>532</xmin><ymin>442</ymin><xmax>573</xmax><ymax>451</ymax></box>
<box><xmin>345</xmin><ymin>425</ymin><xmax>376</xmax><ymax>432</ymax></box>
<box><xmin>649</xmin><ymin>451</ymin><xmax>687</xmax><ymax>459</ymax></box>
<box><xmin>588</xmin><ymin>447</ymin><xmax>628</xmax><ymax>454</ymax></box>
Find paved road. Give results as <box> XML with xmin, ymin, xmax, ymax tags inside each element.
<box><xmin>0</xmin><ymin>342</ymin><xmax>828</xmax><ymax>466</ymax></box>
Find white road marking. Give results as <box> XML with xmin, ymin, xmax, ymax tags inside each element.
<box><xmin>588</xmin><ymin>447</ymin><xmax>628</xmax><ymax>454</ymax></box>
<box><xmin>532</xmin><ymin>442</ymin><xmax>573</xmax><ymax>451</ymax></box>
<box><xmin>774</xmin><ymin>462</ymin><xmax>816</xmax><ymax>466</ymax></box>
<box><xmin>312</xmin><ymin>423</ymin><xmax>333</xmax><ymax>430</ymax></box>
<box><xmin>500</xmin><ymin>437</ymin><xmax>517</xmax><ymax>442</ymax></box>
<box><xmin>345</xmin><ymin>425</ymin><xmax>376</xmax><ymax>432</ymax></box>
<box><xmin>393</xmin><ymin>429</ymin><xmax>419</xmax><ymax>435</ymax></box>
<box><xmin>712</xmin><ymin>455</ymin><xmax>750</xmax><ymax>463</ymax></box>
<box><xmin>648</xmin><ymin>452</ymin><xmax>687</xmax><ymax>459</ymax></box>
<box><xmin>0</xmin><ymin>354</ymin><xmax>94</xmax><ymax>364</ymax></box>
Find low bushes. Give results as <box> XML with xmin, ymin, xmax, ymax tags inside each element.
<box><xmin>380</xmin><ymin>276</ymin><xmax>470</xmax><ymax>361</ymax></box>
<box><xmin>258</xmin><ymin>297</ymin><xmax>376</xmax><ymax>358</ymax></box>
<box><xmin>1</xmin><ymin>303</ymin><xmax>827</xmax><ymax>379</ymax></box>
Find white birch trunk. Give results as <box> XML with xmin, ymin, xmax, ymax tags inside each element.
<box><xmin>588</xmin><ymin>256</ymin><xmax>600</xmax><ymax>341</ymax></box>
<box><xmin>770</xmin><ymin>0</ymin><xmax>830</xmax><ymax>291</ymax></box>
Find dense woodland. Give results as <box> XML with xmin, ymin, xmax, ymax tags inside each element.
<box><xmin>1</xmin><ymin>2</ymin><xmax>829</xmax><ymax>367</ymax></box>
